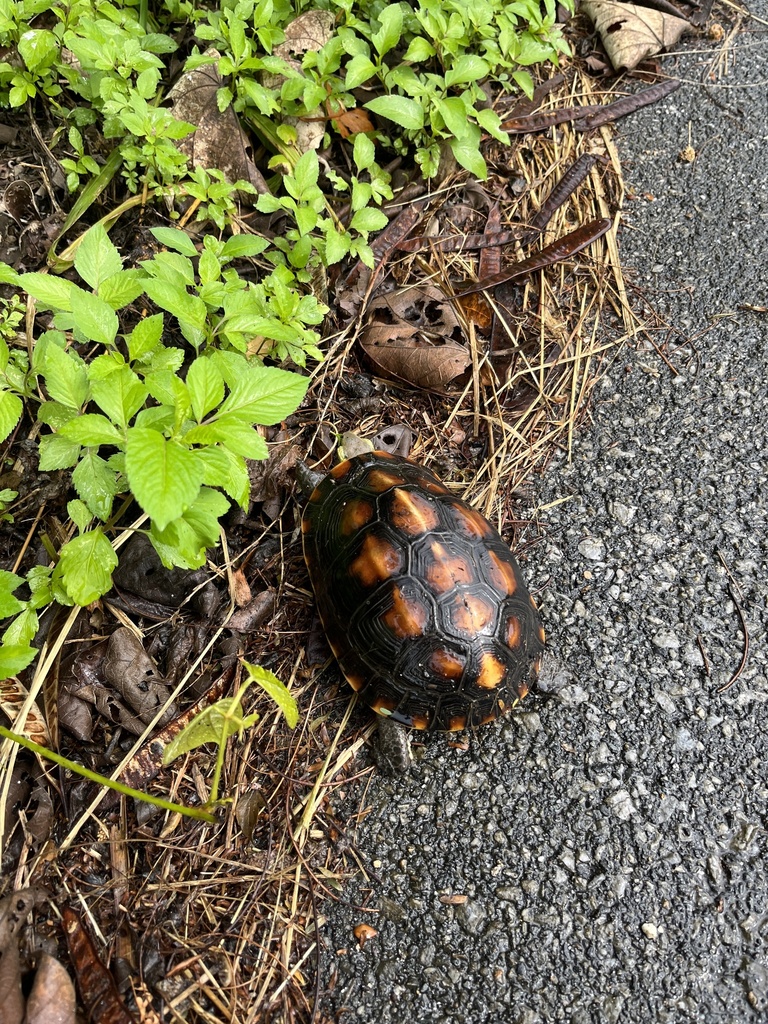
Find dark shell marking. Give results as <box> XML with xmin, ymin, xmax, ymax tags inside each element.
<box><xmin>302</xmin><ymin>451</ymin><xmax>545</xmax><ymax>732</ymax></box>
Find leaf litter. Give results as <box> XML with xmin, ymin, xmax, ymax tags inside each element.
<box><xmin>0</xmin><ymin>20</ymin><xmax>731</xmax><ymax>1023</ymax></box>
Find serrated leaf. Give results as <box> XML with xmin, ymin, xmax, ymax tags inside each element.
<box><xmin>243</xmin><ymin>661</ymin><xmax>298</xmax><ymax>728</ymax></box>
<box><xmin>70</xmin><ymin>287</ymin><xmax>119</xmax><ymax>346</ymax></box>
<box><xmin>150</xmin><ymin>226</ymin><xmax>199</xmax><ymax>256</ymax></box>
<box><xmin>187</xmin><ymin>357</ymin><xmax>225</xmax><ymax>422</ymax></box>
<box><xmin>74</xmin><ymin>222</ymin><xmax>123</xmax><ymax>289</ymax></box>
<box><xmin>127</xmin><ymin>313</ymin><xmax>165</xmax><ymax>361</ymax></box>
<box><xmin>98</xmin><ymin>269</ymin><xmax>146</xmax><ymax>310</ymax></box>
<box><xmin>67</xmin><ymin>498</ymin><xmax>92</xmax><ymax>532</ymax></box>
<box><xmin>17</xmin><ymin>273</ymin><xmax>74</xmax><ymax>311</ymax></box>
<box><xmin>37</xmin><ymin>401</ymin><xmax>78</xmax><ymax>429</ymax></box>
<box><xmin>345</xmin><ymin>53</ymin><xmax>377</xmax><ymax>90</ymax></box>
<box><xmin>72</xmin><ymin>451</ymin><xmax>119</xmax><ymax>521</ymax></box>
<box><xmin>143</xmin><ymin>278</ymin><xmax>207</xmax><ymax>331</ymax></box>
<box><xmin>184</xmin><ymin>418</ymin><xmax>268</xmax><ymax>460</ymax></box>
<box><xmin>125</xmin><ymin>428</ymin><xmax>203</xmax><ymax>530</ymax></box>
<box><xmin>149</xmin><ymin>517</ymin><xmax>208</xmax><ymax>569</ymax></box>
<box><xmin>220</xmin><ymin>235</ymin><xmax>270</xmax><ymax>259</ymax></box>
<box><xmin>0</xmin><ymin>390</ymin><xmax>23</xmax><ymax>443</ymax></box>
<box><xmin>38</xmin><ymin>432</ymin><xmax>81</xmax><ymax>470</ymax></box>
<box><xmin>364</xmin><ymin>94</ymin><xmax>424</xmax><ymax>131</ymax></box>
<box><xmin>40</xmin><ymin>342</ymin><xmax>88</xmax><ymax>409</ymax></box>
<box><xmin>0</xmin><ymin>644</ymin><xmax>37</xmax><ymax>676</ymax></box>
<box><xmin>2</xmin><ymin>606</ymin><xmax>38</xmax><ymax>647</ymax></box>
<box><xmin>90</xmin><ymin>365</ymin><xmax>148</xmax><ymax>428</ymax></box>
<box><xmin>59</xmin><ymin>413</ymin><xmax>124</xmax><ymax>447</ymax></box>
<box><xmin>57</xmin><ymin>529</ymin><xmax>118</xmax><ymax>605</ymax></box>
<box><xmin>218</xmin><ymin>366</ymin><xmax>309</xmax><ymax>426</ymax></box>
<box><xmin>0</xmin><ymin>569</ymin><xmax>25</xmax><ymax>618</ymax></box>
<box><xmin>195</xmin><ymin>446</ymin><xmax>250</xmax><ymax>507</ymax></box>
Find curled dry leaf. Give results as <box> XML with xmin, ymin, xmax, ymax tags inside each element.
<box><xmin>102</xmin><ymin>628</ymin><xmax>177</xmax><ymax>727</ymax></box>
<box><xmin>361</xmin><ymin>324</ymin><xmax>471</xmax><ymax>391</ymax></box>
<box><xmin>353</xmin><ymin>923</ymin><xmax>378</xmax><ymax>948</ymax></box>
<box><xmin>582</xmin><ymin>0</ymin><xmax>689</xmax><ymax>70</ymax></box>
<box><xmin>0</xmin><ymin>677</ymin><xmax>50</xmax><ymax>746</ymax></box>
<box><xmin>168</xmin><ymin>53</ymin><xmax>268</xmax><ymax>193</ymax></box>
<box><xmin>24</xmin><ymin>954</ymin><xmax>77</xmax><ymax>1024</ymax></box>
<box><xmin>227</xmin><ymin>590</ymin><xmax>278</xmax><ymax>633</ymax></box>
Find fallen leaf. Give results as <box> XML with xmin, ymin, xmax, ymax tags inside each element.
<box><xmin>361</xmin><ymin>323</ymin><xmax>471</xmax><ymax>390</ymax></box>
<box><xmin>582</xmin><ymin>0</ymin><xmax>689</xmax><ymax>71</ymax></box>
<box><xmin>62</xmin><ymin>908</ymin><xmax>135</xmax><ymax>1024</ymax></box>
<box><xmin>102</xmin><ymin>628</ymin><xmax>177</xmax><ymax>727</ymax></box>
<box><xmin>168</xmin><ymin>53</ymin><xmax>268</xmax><ymax>193</ymax></box>
<box><xmin>334</xmin><ymin>107</ymin><xmax>375</xmax><ymax>138</ymax></box>
<box><xmin>24</xmin><ymin>954</ymin><xmax>77</xmax><ymax>1024</ymax></box>
<box><xmin>0</xmin><ymin>677</ymin><xmax>50</xmax><ymax>747</ymax></box>
<box><xmin>0</xmin><ymin>890</ymin><xmax>34</xmax><ymax>1024</ymax></box>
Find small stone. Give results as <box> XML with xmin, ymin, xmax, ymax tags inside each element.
<box><xmin>652</xmin><ymin>629</ymin><xmax>680</xmax><ymax>649</ymax></box>
<box><xmin>642</xmin><ymin>922</ymin><xmax>659</xmax><ymax>941</ymax></box>
<box><xmin>607</xmin><ymin>789</ymin><xmax>637</xmax><ymax>820</ymax></box>
<box><xmin>578</xmin><ymin>536</ymin><xmax>606</xmax><ymax>561</ymax></box>
<box><xmin>611</xmin><ymin>501</ymin><xmax>636</xmax><ymax>526</ymax></box>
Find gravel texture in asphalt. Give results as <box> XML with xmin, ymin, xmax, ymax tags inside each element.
<box><xmin>319</xmin><ymin>8</ymin><xmax>768</xmax><ymax>1022</ymax></box>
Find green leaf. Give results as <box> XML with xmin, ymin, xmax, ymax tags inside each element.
<box><xmin>74</xmin><ymin>223</ymin><xmax>123</xmax><ymax>289</ymax></box>
<box><xmin>449</xmin><ymin>135</ymin><xmax>487</xmax><ymax>179</ymax></box>
<box><xmin>90</xmin><ymin>365</ymin><xmax>148</xmax><ymax>428</ymax></box>
<box><xmin>70</xmin><ymin>287</ymin><xmax>119</xmax><ymax>346</ymax></box>
<box><xmin>243</xmin><ymin>661</ymin><xmax>298</xmax><ymax>728</ymax></box>
<box><xmin>372</xmin><ymin>4</ymin><xmax>403</xmax><ymax>57</ymax></box>
<box><xmin>17</xmin><ymin>273</ymin><xmax>74</xmax><ymax>311</ymax></box>
<box><xmin>0</xmin><ymin>390</ymin><xmax>23</xmax><ymax>444</ymax></box>
<box><xmin>195</xmin><ymin>446</ymin><xmax>250</xmax><ymax>507</ymax></box>
<box><xmin>344</xmin><ymin>53</ymin><xmax>377</xmax><ymax>90</ymax></box>
<box><xmin>324</xmin><ymin>227</ymin><xmax>351</xmax><ymax>266</ymax></box>
<box><xmin>98</xmin><ymin>269</ymin><xmax>146</xmax><ymax>310</ymax></box>
<box><xmin>40</xmin><ymin>343</ymin><xmax>88</xmax><ymax>409</ymax></box>
<box><xmin>38</xmin><ymin>432</ymin><xmax>81</xmax><ymax>470</ymax></box>
<box><xmin>125</xmin><ymin>428</ymin><xmax>204</xmax><ymax>530</ymax></box>
<box><xmin>364</xmin><ymin>95</ymin><xmax>424</xmax><ymax>131</ymax></box>
<box><xmin>161</xmin><ymin>692</ymin><xmax>258</xmax><ymax>765</ymax></box>
<box><xmin>0</xmin><ymin>570</ymin><xmax>25</xmax><ymax>618</ymax></box>
<box><xmin>143</xmin><ymin>278</ymin><xmax>207</xmax><ymax>332</ymax></box>
<box><xmin>126</xmin><ymin>313</ymin><xmax>165</xmax><ymax>362</ymax></box>
<box><xmin>350</xmin><ymin>207</ymin><xmax>389</xmax><ymax>234</ymax></box>
<box><xmin>59</xmin><ymin>413</ymin><xmax>123</xmax><ymax>447</ymax></box>
<box><xmin>220</xmin><ymin>235</ymin><xmax>270</xmax><ymax>259</ymax></box>
<box><xmin>402</xmin><ymin>36</ymin><xmax>435</xmax><ymax>62</ymax></box>
<box><xmin>185</xmin><ymin>418</ymin><xmax>268</xmax><ymax>460</ymax></box>
<box><xmin>67</xmin><ymin>498</ymin><xmax>92</xmax><ymax>532</ymax></box>
<box><xmin>18</xmin><ymin>28</ymin><xmax>57</xmax><ymax>72</ymax></box>
<box><xmin>353</xmin><ymin>132</ymin><xmax>375</xmax><ymax>171</ymax></box>
<box><xmin>72</xmin><ymin>452</ymin><xmax>119</xmax><ymax>521</ymax></box>
<box><xmin>218</xmin><ymin>366</ymin><xmax>309</xmax><ymax>426</ymax></box>
<box><xmin>0</xmin><ymin>644</ymin><xmax>37</xmax><ymax>677</ymax></box>
<box><xmin>444</xmin><ymin>55</ymin><xmax>490</xmax><ymax>87</ymax></box>
<box><xmin>150</xmin><ymin>226</ymin><xmax>199</xmax><ymax>257</ymax></box>
<box><xmin>187</xmin><ymin>357</ymin><xmax>225</xmax><ymax>422</ymax></box>
<box><xmin>2</xmin><ymin>606</ymin><xmax>39</xmax><ymax>647</ymax></box>
<box><xmin>56</xmin><ymin>529</ymin><xmax>118</xmax><ymax>605</ymax></box>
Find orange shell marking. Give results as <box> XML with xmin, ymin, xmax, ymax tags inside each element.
<box><xmin>448</xmin><ymin>593</ymin><xmax>495</xmax><ymax>636</ymax></box>
<box><xmin>389</xmin><ymin>488</ymin><xmax>440</xmax><ymax>536</ymax></box>
<box><xmin>424</xmin><ymin>541</ymin><xmax>473</xmax><ymax>594</ymax></box>
<box><xmin>340</xmin><ymin>499</ymin><xmax>374</xmax><ymax>535</ymax></box>
<box><xmin>427</xmin><ymin>647</ymin><xmax>466</xmax><ymax>680</ymax></box>
<box><xmin>383</xmin><ymin>585</ymin><xmax>429</xmax><ymax>638</ymax></box>
<box><xmin>487</xmin><ymin>550</ymin><xmax>519</xmax><ymax>595</ymax></box>
<box><xmin>350</xmin><ymin>534</ymin><xmax>403</xmax><ymax>587</ymax></box>
<box><xmin>477</xmin><ymin>651</ymin><xmax>507</xmax><ymax>690</ymax></box>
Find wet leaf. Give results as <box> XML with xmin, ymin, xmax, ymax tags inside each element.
<box><xmin>243</xmin><ymin>661</ymin><xmax>298</xmax><ymax>728</ymax></box>
<box><xmin>102</xmin><ymin>627</ymin><xmax>177</xmax><ymax>726</ymax></box>
<box><xmin>582</xmin><ymin>0</ymin><xmax>689</xmax><ymax>70</ymax></box>
<box><xmin>62</xmin><ymin>908</ymin><xmax>134</xmax><ymax>1024</ymax></box>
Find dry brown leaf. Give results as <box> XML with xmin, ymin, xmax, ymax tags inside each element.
<box><xmin>582</xmin><ymin>0</ymin><xmax>689</xmax><ymax>71</ymax></box>
<box><xmin>24</xmin><ymin>954</ymin><xmax>76</xmax><ymax>1024</ymax></box>
<box><xmin>267</xmin><ymin>12</ymin><xmax>336</xmax><ymax>154</ymax></box>
<box><xmin>335</xmin><ymin>107</ymin><xmax>375</xmax><ymax>138</ymax></box>
<box><xmin>102</xmin><ymin>628</ymin><xmax>177</xmax><ymax>727</ymax></box>
<box><xmin>0</xmin><ymin>677</ymin><xmax>50</xmax><ymax>747</ymax></box>
<box><xmin>361</xmin><ymin>322</ymin><xmax>471</xmax><ymax>390</ymax></box>
<box><xmin>168</xmin><ymin>54</ymin><xmax>268</xmax><ymax>193</ymax></box>
<box><xmin>0</xmin><ymin>889</ymin><xmax>35</xmax><ymax>1024</ymax></box>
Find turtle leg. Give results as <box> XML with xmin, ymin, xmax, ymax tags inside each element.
<box><xmin>375</xmin><ymin>716</ymin><xmax>413</xmax><ymax>775</ymax></box>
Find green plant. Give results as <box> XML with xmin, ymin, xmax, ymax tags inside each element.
<box><xmin>0</xmin><ymin>222</ymin><xmax>315</xmax><ymax>676</ymax></box>
<box><xmin>162</xmin><ymin>661</ymin><xmax>298</xmax><ymax>806</ymax></box>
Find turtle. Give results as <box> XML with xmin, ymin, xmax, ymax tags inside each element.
<box><xmin>300</xmin><ymin>448</ymin><xmax>545</xmax><ymax>771</ymax></box>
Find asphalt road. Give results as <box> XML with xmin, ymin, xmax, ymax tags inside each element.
<box><xmin>319</xmin><ymin>7</ymin><xmax>768</xmax><ymax>1021</ymax></box>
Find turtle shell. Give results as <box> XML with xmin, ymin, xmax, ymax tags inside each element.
<box><xmin>301</xmin><ymin>450</ymin><xmax>545</xmax><ymax>732</ymax></box>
